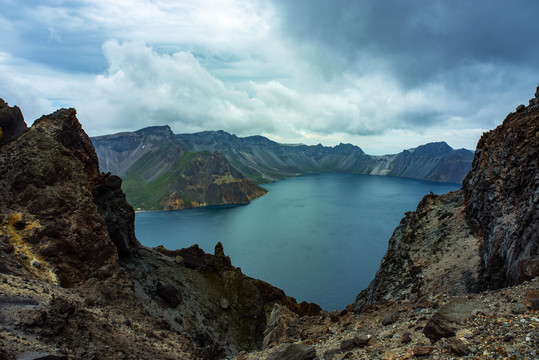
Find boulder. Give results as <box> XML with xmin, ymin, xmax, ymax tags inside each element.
<box><xmin>263</xmin><ymin>304</ymin><xmax>299</xmax><ymax>348</ymax></box>
<box><xmin>423</xmin><ymin>298</ymin><xmax>481</xmax><ymax>342</ymax></box>
<box><xmin>380</xmin><ymin>311</ymin><xmax>399</xmax><ymax>326</ymax></box>
<box><xmin>156</xmin><ymin>281</ymin><xmax>182</xmax><ymax>308</ymax></box>
<box><xmin>445</xmin><ymin>337</ymin><xmax>471</xmax><ymax>356</ymax></box>
<box><xmin>265</xmin><ymin>343</ymin><xmax>316</xmax><ymax>360</ymax></box>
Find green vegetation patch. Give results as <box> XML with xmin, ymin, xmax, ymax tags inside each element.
<box><xmin>122</xmin><ymin>149</ymin><xmax>200</xmax><ymax>210</ymax></box>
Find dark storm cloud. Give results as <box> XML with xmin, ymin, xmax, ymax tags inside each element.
<box><xmin>1</xmin><ymin>0</ymin><xmax>537</xmax><ymax>153</ymax></box>
<box><xmin>273</xmin><ymin>0</ymin><xmax>539</xmax><ymax>88</ymax></box>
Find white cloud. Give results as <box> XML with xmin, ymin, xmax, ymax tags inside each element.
<box><xmin>1</xmin><ymin>0</ymin><xmax>537</xmax><ymax>154</ymax></box>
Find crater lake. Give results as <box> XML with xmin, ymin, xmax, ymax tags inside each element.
<box><xmin>135</xmin><ymin>173</ymin><xmax>460</xmax><ymax>311</ymax></box>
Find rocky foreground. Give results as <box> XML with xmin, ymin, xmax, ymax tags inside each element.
<box><xmin>0</xmin><ymin>85</ymin><xmax>538</xmax><ymax>360</ymax></box>
<box><xmin>237</xmin><ymin>279</ymin><xmax>538</xmax><ymax>360</ymax></box>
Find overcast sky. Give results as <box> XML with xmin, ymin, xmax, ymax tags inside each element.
<box><xmin>1</xmin><ymin>0</ymin><xmax>538</xmax><ymax>154</ymax></box>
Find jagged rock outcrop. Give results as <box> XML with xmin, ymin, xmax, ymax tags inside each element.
<box><xmin>92</xmin><ymin>127</ymin><xmax>267</xmax><ymax>210</ymax></box>
<box><xmin>0</xmin><ymin>108</ymin><xmax>138</xmax><ymax>286</ymax></box>
<box><xmin>463</xmin><ymin>87</ymin><xmax>539</xmax><ymax>288</ymax></box>
<box><xmin>353</xmin><ymin>86</ymin><xmax>539</xmax><ymax>310</ymax></box>
<box><xmin>0</xmin><ymin>99</ymin><xmax>27</xmax><ymax>146</ymax></box>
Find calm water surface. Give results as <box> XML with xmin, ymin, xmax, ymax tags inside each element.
<box><xmin>135</xmin><ymin>173</ymin><xmax>459</xmax><ymax>311</ymax></box>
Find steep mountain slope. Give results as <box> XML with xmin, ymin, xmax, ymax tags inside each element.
<box><xmin>175</xmin><ymin>131</ymin><xmax>473</xmax><ymax>184</ymax></box>
<box><xmin>353</xmin><ymin>86</ymin><xmax>539</xmax><ymax>310</ymax></box>
<box><xmin>0</xmin><ymin>104</ymin><xmax>319</xmax><ymax>359</ymax></box>
<box><xmin>95</xmin><ymin>128</ymin><xmax>473</xmax><ymax>186</ymax></box>
<box><xmin>463</xmin><ymin>89</ymin><xmax>539</xmax><ymax>289</ymax></box>
<box><xmin>366</xmin><ymin>142</ymin><xmax>474</xmax><ymax>183</ymax></box>
<box><xmin>92</xmin><ymin>127</ymin><xmax>266</xmax><ymax>210</ymax></box>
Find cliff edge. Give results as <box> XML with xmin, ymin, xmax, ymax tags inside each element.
<box><xmin>353</xmin><ymin>86</ymin><xmax>539</xmax><ymax>309</ymax></box>
<box><xmin>0</xmin><ymin>107</ymin><xmax>138</xmax><ymax>287</ymax></box>
<box><xmin>463</xmin><ymin>89</ymin><xmax>539</xmax><ymax>288</ymax></box>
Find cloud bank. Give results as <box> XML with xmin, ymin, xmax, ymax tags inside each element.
<box><xmin>0</xmin><ymin>0</ymin><xmax>538</xmax><ymax>153</ymax></box>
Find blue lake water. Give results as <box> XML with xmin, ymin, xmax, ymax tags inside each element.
<box><xmin>135</xmin><ymin>173</ymin><xmax>459</xmax><ymax>311</ymax></box>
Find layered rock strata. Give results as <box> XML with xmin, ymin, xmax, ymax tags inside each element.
<box><xmin>94</xmin><ymin>128</ymin><xmax>473</xmax><ymax>186</ymax></box>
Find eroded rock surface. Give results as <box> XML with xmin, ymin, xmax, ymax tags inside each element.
<box><xmin>463</xmin><ymin>88</ymin><xmax>539</xmax><ymax>288</ymax></box>
<box><xmin>353</xmin><ymin>86</ymin><xmax>539</xmax><ymax>310</ymax></box>
<box><xmin>0</xmin><ymin>108</ymin><xmax>130</xmax><ymax>286</ymax></box>
<box><xmin>0</xmin><ymin>99</ymin><xmax>27</xmax><ymax>145</ymax></box>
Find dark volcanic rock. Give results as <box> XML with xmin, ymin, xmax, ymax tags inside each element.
<box><xmin>463</xmin><ymin>85</ymin><xmax>539</xmax><ymax>288</ymax></box>
<box><xmin>423</xmin><ymin>298</ymin><xmax>481</xmax><ymax>342</ymax></box>
<box><xmin>0</xmin><ymin>98</ymin><xmax>27</xmax><ymax>145</ymax></box>
<box><xmin>380</xmin><ymin>311</ymin><xmax>399</xmax><ymax>326</ymax></box>
<box><xmin>445</xmin><ymin>337</ymin><xmax>471</xmax><ymax>355</ymax></box>
<box><xmin>0</xmin><ymin>108</ymin><xmax>123</xmax><ymax>286</ymax></box>
<box><xmin>92</xmin><ymin>174</ymin><xmax>138</xmax><ymax>257</ymax></box>
<box><xmin>265</xmin><ymin>343</ymin><xmax>316</xmax><ymax>360</ymax></box>
<box><xmin>156</xmin><ymin>281</ymin><xmax>182</xmax><ymax>308</ymax></box>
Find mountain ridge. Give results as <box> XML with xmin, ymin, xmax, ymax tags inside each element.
<box><xmin>93</xmin><ymin>127</ymin><xmax>473</xmax><ymax>189</ymax></box>
<box><xmin>92</xmin><ymin>126</ymin><xmax>267</xmax><ymax>211</ymax></box>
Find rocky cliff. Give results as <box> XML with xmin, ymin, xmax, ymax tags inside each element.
<box><xmin>92</xmin><ymin>127</ymin><xmax>267</xmax><ymax>211</ymax></box>
<box><xmin>95</xmin><ymin>128</ymin><xmax>473</xmax><ymax>186</ymax></box>
<box><xmin>0</xmin><ymin>107</ymin><xmax>137</xmax><ymax>287</ymax></box>
<box><xmin>0</xmin><ymin>102</ymin><xmax>318</xmax><ymax>359</ymax></box>
<box><xmin>463</xmin><ymin>89</ymin><xmax>539</xmax><ymax>289</ymax></box>
<box><xmin>0</xmin><ymin>99</ymin><xmax>27</xmax><ymax>146</ymax></box>
<box><xmin>353</xmin><ymin>86</ymin><xmax>539</xmax><ymax>310</ymax></box>
<box><xmin>174</xmin><ymin>131</ymin><xmax>473</xmax><ymax>184</ymax></box>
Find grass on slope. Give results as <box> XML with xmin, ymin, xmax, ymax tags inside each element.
<box><xmin>122</xmin><ymin>148</ymin><xmax>197</xmax><ymax>210</ymax></box>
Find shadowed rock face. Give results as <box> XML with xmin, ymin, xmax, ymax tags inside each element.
<box><xmin>0</xmin><ymin>99</ymin><xmax>27</xmax><ymax>145</ymax></box>
<box><xmin>0</xmin><ymin>108</ymin><xmax>139</xmax><ymax>286</ymax></box>
<box><xmin>354</xmin><ymin>86</ymin><xmax>539</xmax><ymax>310</ymax></box>
<box><xmin>463</xmin><ymin>86</ymin><xmax>539</xmax><ymax>288</ymax></box>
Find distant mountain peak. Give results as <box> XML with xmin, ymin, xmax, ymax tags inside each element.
<box><xmin>135</xmin><ymin>125</ymin><xmax>173</xmax><ymax>137</ymax></box>
<box><xmin>410</xmin><ymin>141</ymin><xmax>453</xmax><ymax>157</ymax></box>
